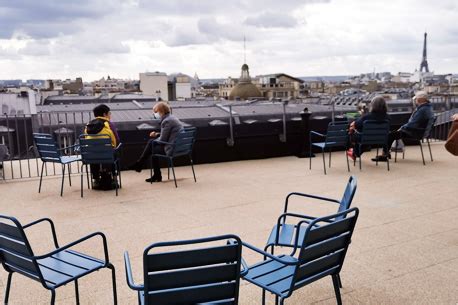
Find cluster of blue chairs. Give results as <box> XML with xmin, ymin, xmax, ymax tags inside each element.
<box><xmin>32</xmin><ymin>127</ymin><xmax>197</xmax><ymax>197</ymax></box>
<box><xmin>0</xmin><ymin>177</ymin><xmax>358</xmax><ymax>305</ymax></box>
<box><xmin>309</xmin><ymin>117</ymin><xmax>436</xmax><ymax>174</ymax></box>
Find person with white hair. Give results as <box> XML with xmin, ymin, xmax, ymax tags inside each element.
<box><xmin>373</xmin><ymin>90</ymin><xmax>434</xmax><ymax>162</ymax></box>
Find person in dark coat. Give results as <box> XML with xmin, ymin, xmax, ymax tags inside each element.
<box><xmin>372</xmin><ymin>90</ymin><xmax>434</xmax><ymax>162</ymax></box>
<box><xmin>347</xmin><ymin>96</ymin><xmax>390</xmax><ymax>160</ymax></box>
<box><xmin>131</xmin><ymin>102</ymin><xmax>184</xmax><ymax>183</ymax></box>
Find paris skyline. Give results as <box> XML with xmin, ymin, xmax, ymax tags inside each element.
<box><xmin>0</xmin><ymin>0</ymin><xmax>457</xmax><ymax>81</ymax></box>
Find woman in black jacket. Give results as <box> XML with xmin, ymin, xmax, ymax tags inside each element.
<box><xmin>347</xmin><ymin>96</ymin><xmax>390</xmax><ymax>160</ymax></box>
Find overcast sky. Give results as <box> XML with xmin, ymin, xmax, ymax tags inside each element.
<box><xmin>0</xmin><ymin>0</ymin><xmax>457</xmax><ymax>81</ymax></box>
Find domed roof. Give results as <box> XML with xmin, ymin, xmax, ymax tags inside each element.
<box><xmin>229</xmin><ymin>83</ymin><xmax>262</xmax><ymax>100</ymax></box>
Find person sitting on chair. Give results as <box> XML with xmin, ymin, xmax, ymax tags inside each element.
<box><xmin>372</xmin><ymin>90</ymin><xmax>434</xmax><ymax>162</ymax></box>
<box><xmin>131</xmin><ymin>102</ymin><xmax>183</xmax><ymax>183</ymax></box>
<box><xmin>85</xmin><ymin>104</ymin><xmax>120</xmax><ymax>189</ymax></box>
<box><xmin>347</xmin><ymin>96</ymin><xmax>390</xmax><ymax>161</ymax></box>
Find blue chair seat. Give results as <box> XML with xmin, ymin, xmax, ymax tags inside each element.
<box><xmin>60</xmin><ymin>156</ymin><xmax>81</xmax><ymax>164</ymax></box>
<box><xmin>38</xmin><ymin>250</ymin><xmax>105</xmax><ymax>288</ymax></box>
<box><xmin>243</xmin><ymin>255</ymin><xmax>297</xmax><ymax>296</ymax></box>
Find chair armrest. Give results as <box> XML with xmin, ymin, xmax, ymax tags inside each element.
<box><xmin>284</xmin><ymin>192</ymin><xmax>340</xmax><ymax>213</ymax></box>
<box><xmin>34</xmin><ymin>232</ymin><xmax>110</xmax><ymax>265</ymax></box>
<box><xmin>124</xmin><ymin>252</ymin><xmax>144</xmax><ymax>291</ymax></box>
<box><xmin>22</xmin><ymin>218</ymin><xmax>59</xmax><ymax>248</ymax></box>
<box><xmin>57</xmin><ymin>144</ymin><xmax>79</xmax><ymax>151</ymax></box>
<box><xmin>310</xmin><ymin>130</ymin><xmax>326</xmax><ymax>138</ymax></box>
<box><xmin>153</xmin><ymin>139</ymin><xmax>174</xmax><ymax>146</ymax></box>
<box><xmin>115</xmin><ymin>143</ymin><xmax>123</xmax><ymax>151</ymax></box>
<box><xmin>241</xmin><ymin>242</ymin><xmax>299</xmax><ymax>266</ymax></box>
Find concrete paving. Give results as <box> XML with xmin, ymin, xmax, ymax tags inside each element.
<box><xmin>0</xmin><ymin>142</ymin><xmax>457</xmax><ymax>304</ymax></box>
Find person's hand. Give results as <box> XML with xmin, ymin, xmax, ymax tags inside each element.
<box><xmin>149</xmin><ymin>131</ymin><xmax>159</xmax><ymax>138</ymax></box>
<box><xmin>452</xmin><ymin>114</ymin><xmax>458</xmax><ymax>121</ymax></box>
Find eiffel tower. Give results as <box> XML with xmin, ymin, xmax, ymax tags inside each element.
<box><xmin>420</xmin><ymin>32</ymin><xmax>429</xmax><ymax>72</ymax></box>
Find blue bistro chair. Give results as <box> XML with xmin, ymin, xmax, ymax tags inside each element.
<box><xmin>353</xmin><ymin>120</ymin><xmax>390</xmax><ymax>171</ymax></box>
<box><xmin>124</xmin><ymin>234</ymin><xmax>245</xmax><ymax>305</ymax></box>
<box><xmin>309</xmin><ymin>121</ymin><xmax>350</xmax><ymax>175</ymax></box>
<box><xmin>33</xmin><ymin>133</ymin><xmax>81</xmax><ymax>196</ymax></box>
<box><xmin>0</xmin><ymin>215</ymin><xmax>117</xmax><ymax>305</ymax></box>
<box><xmin>79</xmin><ymin>134</ymin><xmax>122</xmax><ymax>197</ymax></box>
<box><xmin>242</xmin><ymin>208</ymin><xmax>359</xmax><ymax>305</ymax></box>
<box><xmin>150</xmin><ymin>127</ymin><xmax>197</xmax><ymax>188</ymax></box>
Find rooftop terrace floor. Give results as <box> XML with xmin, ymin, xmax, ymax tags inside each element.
<box><xmin>0</xmin><ymin>142</ymin><xmax>457</xmax><ymax>304</ymax></box>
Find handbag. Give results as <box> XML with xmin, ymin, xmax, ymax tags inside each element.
<box><xmin>445</xmin><ymin>121</ymin><xmax>458</xmax><ymax>156</ymax></box>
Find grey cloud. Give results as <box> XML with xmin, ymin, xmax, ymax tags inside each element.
<box><xmin>18</xmin><ymin>40</ymin><xmax>52</xmax><ymax>56</ymax></box>
<box><xmin>197</xmin><ymin>17</ymin><xmax>246</xmax><ymax>43</ymax></box>
<box><xmin>0</xmin><ymin>0</ymin><xmax>120</xmax><ymax>38</ymax></box>
<box><xmin>244</xmin><ymin>12</ymin><xmax>298</xmax><ymax>28</ymax></box>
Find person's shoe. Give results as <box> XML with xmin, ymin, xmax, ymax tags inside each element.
<box><xmin>346</xmin><ymin>149</ymin><xmax>356</xmax><ymax>161</ymax></box>
<box><xmin>128</xmin><ymin>161</ymin><xmax>143</xmax><ymax>173</ymax></box>
<box><xmin>145</xmin><ymin>175</ymin><xmax>162</xmax><ymax>183</ymax></box>
<box><xmin>371</xmin><ymin>155</ymin><xmax>389</xmax><ymax>162</ymax></box>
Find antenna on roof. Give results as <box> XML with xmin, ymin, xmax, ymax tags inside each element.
<box><xmin>243</xmin><ymin>35</ymin><xmax>246</xmax><ymax>64</ymax></box>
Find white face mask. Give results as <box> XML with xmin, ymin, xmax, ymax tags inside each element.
<box><xmin>153</xmin><ymin>112</ymin><xmax>161</xmax><ymax>120</ymax></box>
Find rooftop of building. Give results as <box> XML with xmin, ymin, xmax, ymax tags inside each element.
<box><xmin>0</xmin><ymin>142</ymin><xmax>456</xmax><ymax>304</ymax></box>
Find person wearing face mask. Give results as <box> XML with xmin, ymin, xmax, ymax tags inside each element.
<box><xmin>130</xmin><ymin>102</ymin><xmax>184</xmax><ymax>182</ymax></box>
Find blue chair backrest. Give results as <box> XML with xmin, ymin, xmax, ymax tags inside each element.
<box><xmin>325</xmin><ymin>122</ymin><xmax>348</xmax><ymax>147</ymax></box>
<box><xmin>337</xmin><ymin>176</ymin><xmax>357</xmax><ymax>216</ymax></box>
<box><xmin>423</xmin><ymin>116</ymin><xmax>437</xmax><ymax>139</ymax></box>
<box><xmin>79</xmin><ymin>134</ymin><xmax>114</xmax><ymax>164</ymax></box>
<box><xmin>360</xmin><ymin>120</ymin><xmax>390</xmax><ymax>146</ymax></box>
<box><xmin>33</xmin><ymin>133</ymin><xmax>61</xmax><ymax>163</ymax></box>
<box><xmin>0</xmin><ymin>216</ymin><xmax>43</xmax><ymax>283</ymax></box>
<box><xmin>171</xmin><ymin>127</ymin><xmax>196</xmax><ymax>158</ymax></box>
<box><xmin>142</xmin><ymin>235</ymin><xmax>242</xmax><ymax>305</ymax></box>
<box><xmin>292</xmin><ymin>208</ymin><xmax>359</xmax><ymax>294</ymax></box>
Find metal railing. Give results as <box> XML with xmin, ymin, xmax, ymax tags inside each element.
<box><xmin>0</xmin><ymin>102</ymin><xmax>456</xmax><ymax>180</ymax></box>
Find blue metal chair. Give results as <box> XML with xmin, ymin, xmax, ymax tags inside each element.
<box><xmin>79</xmin><ymin>134</ymin><xmax>122</xmax><ymax>197</ymax></box>
<box><xmin>265</xmin><ymin>176</ymin><xmax>357</xmax><ymax>253</ymax></box>
<box><xmin>395</xmin><ymin>116</ymin><xmax>437</xmax><ymax>165</ymax></box>
<box><xmin>150</xmin><ymin>126</ymin><xmax>197</xmax><ymax>188</ymax></box>
<box><xmin>33</xmin><ymin>133</ymin><xmax>81</xmax><ymax>196</ymax></box>
<box><xmin>124</xmin><ymin>234</ymin><xmax>245</xmax><ymax>305</ymax></box>
<box><xmin>242</xmin><ymin>208</ymin><xmax>359</xmax><ymax>305</ymax></box>
<box><xmin>0</xmin><ymin>215</ymin><xmax>117</xmax><ymax>305</ymax></box>
<box><xmin>354</xmin><ymin>120</ymin><xmax>390</xmax><ymax>171</ymax></box>
<box><xmin>309</xmin><ymin>121</ymin><xmax>350</xmax><ymax>175</ymax></box>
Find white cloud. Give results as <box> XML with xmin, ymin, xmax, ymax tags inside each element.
<box><xmin>0</xmin><ymin>0</ymin><xmax>457</xmax><ymax>80</ymax></box>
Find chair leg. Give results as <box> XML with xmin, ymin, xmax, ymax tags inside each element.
<box><xmin>322</xmin><ymin>149</ymin><xmax>326</xmax><ymax>175</ymax></box>
<box><xmin>279</xmin><ymin>298</ymin><xmax>285</xmax><ymax>305</ymax></box>
<box><xmin>332</xmin><ymin>274</ymin><xmax>343</xmax><ymax>305</ymax></box>
<box><xmin>359</xmin><ymin>155</ymin><xmax>362</xmax><ymax>171</ymax></box>
<box><xmin>345</xmin><ymin>150</ymin><xmax>350</xmax><ymax>172</ymax></box>
<box><xmin>38</xmin><ymin>162</ymin><xmax>45</xmax><ymax>193</ymax></box>
<box><xmin>419</xmin><ymin>141</ymin><xmax>425</xmax><ymax>165</ymax></box>
<box><xmin>68</xmin><ymin>163</ymin><xmax>72</xmax><ymax>186</ymax></box>
<box><xmin>75</xmin><ymin>279</ymin><xmax>80</xmax><ymax>305</ymax></box>
<box><xmin>60</xmin><ymin>164</ymin><xmax>66</xmax><ymax>197</ymax></box>
<box><xmin>80</xmin><ymin>165</ymin><xmax>84</xmax><ymax>198</ymax></box>
<box><xmin>50</xmin><ymin>289</ymin><xmax>56</xmax><ymax>305</ymax></box>
<box><xmin>86</xmin><ymin>165</ymin><xmax>91</xmax><ymax>189</ymax></box>
<box><xmin>108</xmin><ymin>263</ymin><xmax>118</xmax><ymax>305</ymax></box>
<box><xmin>337</xmin><ymin>273</ymin><xmax>343</xmax><ymax>288</ymax></box>
<box><xmin>4</xmin><ymin>272</ymin><xmax>13</xmax><ymax>305</ymax></box>
<box><xmin>394</xmin><ymin>140</ymin><xmax>398</xmax><ymax>162</ymax></box>
<box><xmin>262</xmin><ymin>289</ymin><xmax>266</xmax><ymax>305</ymax></box>
<box><xmin>328</xmin><ymin>149</ymin><xmax>332</xmax><ymax>168</ymax></box>
<box><xmin>427</xmin><ymin>138</ymin><xmax>433</xmax><ymax>161</ymax></box>
<box><xmin>118</xmin><ymin>162</ymin><xmax>122</xmax><ymax>188</ymax></box>
<box><xmin>150</xmin><ymin>157</ymin><xmax>153</xmax><ymax>183</ymax></box>
<box><xmin>375</xmin><ymin>148</ymin><xmax>379</xmax><ymax>167</ymax></box>
<box><xmin>190</xmin><ymin>156</ymin><xmax>196</xmax><ymax>182</ymax></box>
<box><xmin>386</xmin><ymin>149</ymin><xmax>390</xmax><ymax>171</ymax></box>
<box><xmin>309</xmin><ymin>143</ymin><xmax>312</xmax><ymax>170</ymax></box>
<box><xmin>114</xmin><ymin>164</ymin><xmax>118</xmax><ymax>196</ymax></box>
<box><xmin>167</xmin><ymin>162</ymin><xmax>170</xmax><ymax>180</ymax></box>
<box><xmin>275</xmin><ymin>295</ymin><xmax>279</xmax><ymax>305</ymax></box>
<box><xmin>170</xmin><ymin>159</ymin><xmax>177</xmax><ymax>188</ymax></box>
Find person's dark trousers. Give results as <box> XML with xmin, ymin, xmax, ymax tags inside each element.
<box><xmin>138</xmin><ymin>140</ymin><xmax>165</xmax><ymax>176</ymax></box>
<box><xmin>384</xmin><ymin>130</ymin><xmax>410</xmax><ymax>154</ymax></box>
